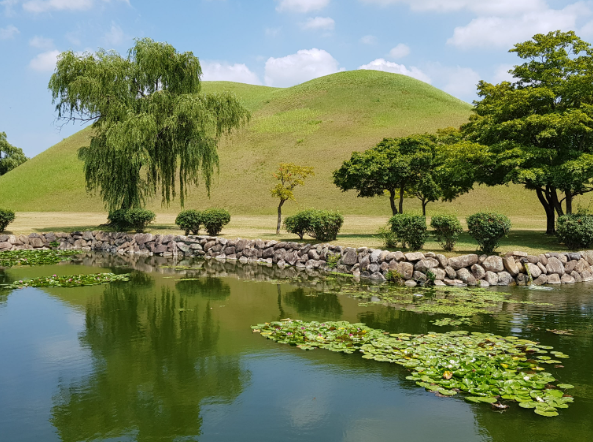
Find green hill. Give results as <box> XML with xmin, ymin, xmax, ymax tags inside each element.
<box><xmin>0</xmin><ymin>70</ymin><xmax>560</xmax><ymax>217</ymax></box>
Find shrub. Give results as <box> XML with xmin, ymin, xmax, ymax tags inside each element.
<box><xmin>557</xmin><ymin>214</ymin><xmax>593</xmax><ymax>250</ymax></box>
<box><xmin>0</xmin><ymin>209</ymin><xmax>15</xmax><ymax>232</ymax></box>
<box><xmin>430</xmin><ymin>214</ymin><xmax>463</xmax><ymax>251</ymax></box>
<box><xmin>377</xmin><ymin>226</ymin><xmax>398</xmax><ymax>249</ymax></box>
<box><xmin>108</xmin><ymin>208</ymin><xmax>155</xmax><ymax>233</ymax></box>
<box><xmin>175</xmin><ymin>209</ymin><xmax>202</xmax><ymax>235</ymax></box>
<box><xmin>389</xmin><ymin>214</ymin><xmax>427</xmax><ymax>251</ymax></box>
<box><xmin>284</xmin><ymin>210</ymin><xmax>315</xmax><ymax>240</ymax></box>
<box><xmin>306</xmin><ymin>210</ymin><xmax>344</xmax><ymax>241</ymax></box>
<box><xmin>466</xmin><ymin>212</ymin><xmax>511</xmax><ymax>254</ymax></box>
<box><xmin>201</xmin><ymin>208</ymin><xmax>231</xmax><ymax>236</ymax></box>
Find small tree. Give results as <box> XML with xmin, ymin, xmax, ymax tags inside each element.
<box><xmin>0</xmin><ymin>132</ymin><xmax>27</xmax><ymax>176</ymax></box>
<box><xmin>271</xmin><ymin>163</ymin><xmax>314</xmax><ymax>234</ymax></box>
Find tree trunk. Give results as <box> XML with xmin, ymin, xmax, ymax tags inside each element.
<box><xmin>536</xmin><ymin>188</ymin><xmax>556</xmax><ymax>235</ymax></box>
<box><xmin>565</xmin><ymin>189</ymin><xmax>573</xmax><ymax>214</ymax></box>
<box><xmin>389</xmin><ymin>190</ymin><xmax>397</xmax><ymax>216</ymax></box>
<box><xmin>550</xmin><ymin>187</ymin><xmax>564</xmax><ymax>217</ymax></box>
<box><xmin>399</xmin><ymin>184</ymin><xmax>405</xmax><ymax>214</ymax></box>
<box><xmin>276</xmin><ymin>200</ymin><xmax>285</xmax><ymax>235</ymax></box>
<box><xmin>422</xmin><ymin>200</ymin><xmax>427</xmax><ymax>217</ymax></box>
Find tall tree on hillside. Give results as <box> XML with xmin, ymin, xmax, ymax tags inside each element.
<box><xmin>0</xmin><ymin>132</ymin><xmax>27</xmax><ymax>176</ymax></box>
<box><xmin>333</xmin><ymin>134</ymin><xmax>474</xmax><ymax>216</ymax></box>
<box><xmin>48</xmin><ymin>38</ymin><xmax>250</xmax><ymax>212</ymax></box>
<box><xmin>271</xmin><ymin>163</ymin><xmax>315</xmax><ymax>234</ymax></box>
<box><xmin>461</xmin><ymin>31</ymin><xmax>593</xmax><ymax>234</ymax></box>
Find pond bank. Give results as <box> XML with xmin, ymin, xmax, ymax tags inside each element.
<box><xmin>1</xmin><ymin>231</ymin><xmax>592</xmax><ymax>287</ymax></box>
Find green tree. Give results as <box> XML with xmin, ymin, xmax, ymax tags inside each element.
<box><xmin>48</xmin><ymin>38</ymin><xmax>250</xmax><ymax>211</ymax></box>
<box><xmin>461</xmin><ymin>31</ymin><xmax>593</xmax><ymax>234</ymax></box>
<box><xmin>0</xmin><ymin>132</ymin><xmax>27</xmax><ymax>176</ymax></box>
<box><xmin>333</xmin><ymin>134</ymin><xmax>473</xmax><ymax>216</ymax></box>
<box><xmin>270</xmin><ymin>163</ymin><xmax>315</xmax><ymax>234</ymax></box>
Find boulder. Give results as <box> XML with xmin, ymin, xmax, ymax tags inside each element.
<box><xmin>405</xmin><ymin>280</ymin><xmax>417</xmax><ymax>288</ymax></box>
<box><xmin>485</xmin><ymin>271</ymin><xmax>498</xmax><ymax>286</ymax></box>
<box><xmin>482</xmin><ymin>256</ymin><xmax>504</xmax><ymax>273</ymax></box>
<box><xmin>436</xmin><ymin>254</ymin><xmax>448</xmax><ymax>268</ymax></box>
<box><xmin>526</xmin><ymin>263</ymin><xmax>542</xmax><ymax>279</ymax></box>
<box><xmin>359</xmin><ymin>255</ymin><xmax>370</xmax><ymax>270</ymax></box>
<box><xmin>582</xmin><ymin>269</ymin><xmax>593</xmax><ymax>282</ymax></box>
<box><xmin>370</xmin><ymin>272</ymin><xmax>386</xmax><ymax>282</ymax></box>
<box><xmin>405</xmin><ymin>252</ymin><xmax>425</xmax><ymax>262</ymax></box>
<box><xmin>471</xmin><ymin>264</ymin><xmax>486</xmax><ymax>280</ymax></box>
<box><xmin>561</xmin><ymin>274</ymin><xmax>576</xmax><ymax>284</ymax></box>
<box><xmin>414</xmin><ymin>258</ymin><xmax>440</xmax><ymax>273</ymax></box>
<box><xmin>533</xmin><ymin>275</ymin><xmax>548</xmax><ymax>286</ymax></box>
<box><xmin>341</xmin><ymin>248</ymin><xmax>358</xmax><ymax>265</ymax></box>
<box><xmin>497</xmin><ymin>271</ymin><xmax>514</xmax><ymax>286</ymax></box>
<box><xmin>393</xmin><ymin>251</ymin><xmax>406</xmax><ymax>262</ymax></box>
<box><xmin>537</xmin><ymin>262</ymin><xmax>547</xmax><ymax>275</ymax></box>
<box><xmin>370</xmin><ymin>250</ymin><xmax>382</xmax><ymax>263</ymax></box>
<box><xmin>456</xmin><ymin>268</ymin><xmax>476</xmax><ymax>285</ymax></box>
<box><xmin>583</xmin><ymin>250</ymin><xmax>593</xmax><ymax>266</ymax></box>
<box><xmin>546</xmin><ymin>257</ymin><xmax>565</xmax><ymax>275</ymax></box>
<box><xmin>564</xmin><ymin>260</ymin><xmax>577</xmax><ymax>273</ymax></box>
<box><xmin>478</xmin><ymin>281</ymin><xmax>490</xmax><ymax>288</ymax></box>
<box><xmin>448</xmin><ymin>254</ymin><xmax>479</xmax><ymax>270</ymax></box>
<box><xmin>547</xmin><ymin>274</ymin><xmax>561</xmax><ymax>284</ymax></box>
<box><xmin>503</xmin><ymin>256</ymin><xmax>520</xmax><ymax>276</ymax></box>
<box><xmin>575</xmin><ymin>259</ymin><xmax>590</xmax><ymax>274</ymax></box>
<box><xmin>571</xmin><ymin>271</ymin><xmax>583</xmax><ymax>283</ymax></box>
<box><xmin>398</xmin><ymin>262</ymin><xmax>414</xmax><ymax>280</ymax></box>
<box><xmin>444</xmin><ymin>266</ymin><xmax>457</xmax><ymax>279</ymax></box>
<box><xmin>538</xmin><ymin>254</ymin><xmax>548</xmax><ymax>266</ymax></box>
<box><xmin>0</xmin><ymin>242</ymin><xmax>11</xmax><ymax>251</ymax></box>
<box><xmin>413</xmin><ymin>271</ymin><xmax>427</xmax><ymax>283</ymax></box>
<box><xmin>431</xmin><ymin>268</ymin><xmax>446</xmax><ymax>280</ymax></box>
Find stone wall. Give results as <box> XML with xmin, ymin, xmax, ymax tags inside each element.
<box><xmin>2</xmin><ymin>231</ymin><xmax>593</xmax><ymax>287</ymax></box>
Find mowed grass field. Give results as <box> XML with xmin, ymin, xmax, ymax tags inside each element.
<box><xmin>5</xmin><ymin>212</ymin><xmax>561</xmax><ymax>257</ymax></box>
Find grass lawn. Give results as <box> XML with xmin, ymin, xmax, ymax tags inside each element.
<box><xmin>4</xmin><ymin>212</ymin><xmax>567</xmax><ymax>257</ymax></box>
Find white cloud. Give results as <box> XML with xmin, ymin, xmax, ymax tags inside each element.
<box><xmin>265</xmin><ymin>48</ymin><xmax>341</xmax><ymax>87</ymax></box>
<box><xmin>448</xmin><ymin>3</ymin><xmax>589</xmax><ymax>49</ymax></box>
<box><xmin>493</xmin><ymin>64</ymin><xmax>514</xmax><ymax>83</ymax></box>
<box><xmin>0</xmin><ymin>0</ymin><xmax>20</xmax><ymax>16</ymax></box>
<box><xmin>29</xmin><ymin>49</ymin><xmax>60</xmax><ymax>71</ymax></box>
<box><xmin>23</xmin><ymin>0</ymin><xmax>94</xmax><ymax>13</ymax></box>
<box><xmin>301</xmin><ymin>16</ymin><xmax>335</xmax><ymax>31</ymax></box>
<box><xmin>103</xmin><ymin>22</ymin><xmax>126</xmax><ymax>47</ymax></box>
<box><xmin>201</xmin><ymin>61</ymin><xmax>261</xmax><ymax>85</ymax></box>
<box><xmin>276</xmin><ymin>0</ymin><xmax>330</xmax><ymax>13</ymax></box>
<box><xmin>388</xmin><ymin>43</ymin><xmax>410</xmax><ymax>59</ymax></box>
<box><xmin>358</xmin><ymin>58</ymin><xmax>431</xmax><ymax>84</ymax></box>
<box><xmin>360</xmin><ymin>35</ymin><xmax>377</xmax><ymax>44</ymax></box>
<box><xmin>265</xmin><ymin>27</ymin><xmax>281</xmax><ymax>37</ymax></box>
<box><xmin>29</xmin><ymin>35</ymin><xmax>54</xmax><ymax>49</ymax></box>
<box><xmin>0</xmin><ymin>24</ymin><xmax>19</xmax><ymax>39</ymax></box>
<box><xmin>359</xmin><ymin>0</ymin><xmax>546</xmax><ymax>15</ymax></box>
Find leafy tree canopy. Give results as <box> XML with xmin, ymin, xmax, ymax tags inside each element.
<box><xmin>0</xmin><ymin>132</ymin><xmax>27</xmax><ymax>176</ymax></box>
<box><xmin>48</xmin><ymin>38</ymin><xmax>250</xmax><ymax>211</ymax></box>
<box><xmin>461</xmin><ymin>30</ymin><xmax>593</xmax><ymax>234</ymax></box>
<box><xmin>333</xmin><ymin>133</ymin><xmax>475</xmax><ymax>215</ymax></box>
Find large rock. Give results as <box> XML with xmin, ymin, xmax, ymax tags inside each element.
<box><xmin>235</xmin><ymin>239</ymin><xmax>249</xmax><ymax>253</ymax></box>
<box><xmin>456</xmin><ymin>268</ymin><xmax>476</xmax><ymax>285</ymax></box>
<box><xmin>359</xmin><ymin>255</ymin><xmax>370</xmax><ymax>271</ymax></box>
<box><xmin>564</xmin><ymin>260</ymin><xmax>577</xmax><ymax>273</ymax></box>
<box><xmin>546</xmin><ymin>257</ymin><xmax>565</xmax><ymax>275</ymax></box>
<box><xmin>537</xmin><ymin>262</ymin><xmax>547</xmax><ymax>275</ymax></box>
<box><xmin>398</xmin><ymin>262</ymin><xmax>414</xmax><ymax>280</ymax></box>
<box><xmin>413</xmin><ymin>271</ymin><xmax>427</xmax><ymax>283</ymax></box>
<box><xmin>431</xmin><ymin>268</ymin><xmax>446</xmax><ymax>280</ymax></box>
<box><xmin>444</xmin><ymin>266</ymin><xmax>457</xmax><ymax>279</ymax></box>
<box><xmin>503</xmin><ymin>256</ymin><xmax>520</xmax><ymax>276</ymax></box>
<box><xmin>582</xmin><ymin>269</ymin><xmax>593</xmax><ymax>282</ymax></box>
<box><xmin>484</xmin><ymin>271</ymin><xmax>498</xmax><ymax>286</ymax></box>
<box><xmin>561</xmin><ymin>274</ymin><xmax>576</xmax><ymax>284</ymax></box>
<box><xmin>497</xmin><ymin>271</ymin><xmax>514</xmax><ymax>286</ymax></box>
<box><xmin>575</xmin><ymin>259</ymin><xmax>590</xmax><ymax>274</ymax></box>
<box><xmin>436</xmin><ymin>254</ymin><xmax>448</xmax><ymax>268</ymax></box>
<box><xmin>547</xmin><ymin>274</ymin><xmax>561</xmax><ymax>284</ymax></box>
<box><xmin>29</xmin><ymin>238</ymin><xmax>44</xmax><ymax>248</ymax></box>
<box><xmin>538</xmin><ymin>254</ymin><xmax>548</xmax><ymax>266</ymax></box>
<box><xmin>526</xmin><ymin>263</ymin><xmax>542</xmax><ymax>279</ymax></box>
<box><xmin>415</xmin><ymin>258</ymin><xmax>440</xmax><ymax>273</ymax></box>
<box><xmin>448</xmin><ymin>254</ymin><xmax>479</xmax><ymax>270</ymax></box>
<box><xmin>0</xmin><ymin>242</ymin><xmax>11</xmax><ymax>251</ymax></box>
<box><xmin>482</xmin><ymin>256</ymin><xmax>504</xmax><ymax>273</ymax></box>
<box><xmin>405</xmin><ymin>252</ymin><xmax>425</xmax><ymax>262</ymax></box>
<box><xmin>533</xmin><ymin>275</ymin><xmax>548</xmax><ymax>286</ymax></box>
<box><xmin>583</xmin><ymin>250</ymin><xmax>593</xmax><ymax>266</ymax></box>
<box><xmin>471</xmin><ymin>264</ymin><xmax>486</xmax><ymax>280</ymax></box>
<box><xmin>341</xmin><ymin>248</ymin><xmax>358</xmax><ymax>265</ymax></box>
<box><xmin>571</xmin><ymin>271</ymin><xmax>582</xmax><ymax>283</ymax></box>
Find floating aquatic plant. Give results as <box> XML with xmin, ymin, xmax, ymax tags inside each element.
<box><xmin>430</xmin><ymin>317</ymin><xmax>473</xmax><ymax>327</ymax></box>
<box><xmin>0</xmin><ymin>250</ymin><xmax>81</xmax><ymax>268</ymax></box>
<box><xmin>1</xmin><ymin>273</ymin><xmax>130</xmax><ymax>289</ymax></box>
<box><xmin>252</xmin><ymin>319</ymin><xmax>574</xmax><ymax>417</ymax></box>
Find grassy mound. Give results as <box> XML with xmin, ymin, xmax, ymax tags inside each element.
<box><xmin>0</xmin><ymin>70</ymin><xmax>550</xmax><ymax>217</ymax></box>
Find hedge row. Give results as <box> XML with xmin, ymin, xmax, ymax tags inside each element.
<box><xmin>284</xmin><ymin>209</ymin><xmax>344</xmax><ymax>242</ymax></box>
<box><xmin>175</xmin><ymin>209</ymin><xmax>231</xmax><ymax>236</ymax></box>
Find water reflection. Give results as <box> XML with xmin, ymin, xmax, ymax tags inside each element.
<box><xmin>283</xmin><ymin>288</ymin><xmax>343</xmax><ymax>320</ymax></box>
<box><xmin>176</xmin><ymin>277</ymin><xmax>231</xmax><ymax>300</ymax></box>
<box><xmin>50</xmin><ymin>285</ymin><xmax>246</xmax><ymax>442</ymax></box>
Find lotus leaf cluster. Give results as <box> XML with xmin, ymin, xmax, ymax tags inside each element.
<box><xmin>2</xmin><ymin>273</ymin><xmax>131</xmax><ymax>289</ymax></box>
<box><xmin>252</xmin><ymin>319</ymin><xmax>574</xmax><ymax>417</ymax></box>
<box><xmin>0</xmin><ymin>250</ymin><xmax>81</xmax><ymax>268</ymax></box>
<box><xmin>431</xmin><ymin>317</ymin><xmax>473</xmax><ymax>327</ymax></box>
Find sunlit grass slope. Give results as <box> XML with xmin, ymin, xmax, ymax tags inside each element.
<box><xmin>1</xmin><ymin>69</ymin><xmax>572</xmax><ymax>218</ymax></box>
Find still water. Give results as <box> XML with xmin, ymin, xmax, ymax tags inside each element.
<box><xmin>0</xmin><ymin>254</ymin><xmax>591</xmax><ymax>442</ymax></box>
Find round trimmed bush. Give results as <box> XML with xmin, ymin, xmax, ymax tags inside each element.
<box><xmin>466</xmin><ymin>212</ymin><xmax>511</xmax><ymax>254</ymax></box>
<box><xmin>0</xmin><ymin>209</ymin><xmax>15</xmax><ymax>232</ymax></box>
<box><xmin>201</xmin><ymin>209</ymin><xmax>231</xmax><ymax>236</ymax></box>
<box><xmin>557</xmin><ymin>214</ymin><xmax>593</xmax><ymax>250</ymax></box>
<box><xmin>306</xmin><ymin>210</ymin><xmax>344</xmax><ymax>241</ymax></box>
<box><xmin>175</xmin><ymin>209</ymin><xmax>202</xmax><ymax>235</ymax></box>
<box><xmin>108</xmin><ymin>209</ymin><xmax>155</xmax><ymax>233</ymax></box>
<box><xmin>389</xmin><ymin>214</ymin><xmax>427</xmax><ymax>251</ymax></box>
<box><xmin>431</xmin><ymin>214</ymin><xmax>463</xmax><ymax>251</ymax></box>
<box><xmin>284</xmin><ymin>210</ymin><xmax>315</xmax><ymax>240</ymax></box>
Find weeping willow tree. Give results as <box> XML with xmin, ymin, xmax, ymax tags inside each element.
<box><xmin>48</xmin><ymin>38</ymin><xmax>250</xmax><ymax>211</ymax></box>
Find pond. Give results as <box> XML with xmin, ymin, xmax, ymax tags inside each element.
<box><xmin>0</xmin><ymin>253</ymin><xmax>591</xmax><ymax>442</ymax></box>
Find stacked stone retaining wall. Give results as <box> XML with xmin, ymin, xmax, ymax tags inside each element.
<box><xmin>1</xmin><ymin>231</ymin><xmax>593</xmax><ymax>287</ymax></box>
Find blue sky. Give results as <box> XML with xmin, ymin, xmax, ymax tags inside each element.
<box><xmin>1</xmin><ymin>0</ymin><xmax>590</xmax><ymax>157</ymax></box>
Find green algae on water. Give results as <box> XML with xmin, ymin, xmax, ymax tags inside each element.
<box><xmin>0</xmin><ymin>250</ymin><xmax>81</xmax><ymax>268</ymax></box>
<box><xmin>252</xmin><ymin>319</ymin><xmax>574</xmax><ymax>417</ymax></box>
<box><xmin>1</xmin><ymin>273</ymin><xmax>131</xmax><ymax>289</ymax></box>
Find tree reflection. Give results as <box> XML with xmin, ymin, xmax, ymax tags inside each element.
<box><xmin>175</xmin><ymin>277</ymin><xmax>231</xmax><ymax>300</ymax></box>
<box><xmin>283</xmin><ymin>288</ymin><xmax>343</xmax><ymax>319</ymax></box>
<box><xmin>51</xmin><ymin>285</ymin><xmax>245</xmax><ymax>442</ymax></box>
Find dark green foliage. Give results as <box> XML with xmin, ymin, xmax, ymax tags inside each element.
<box><xmin>466</xmin><ymin>212</ymin><xmax>511</xmax><ymax>254</ymax></box>
<box><xmin>285</xmin><ymin>209</ymin><xmax>343</xmax><ymax>241</ymax></box>
<box><xmin>175</xmin><ymin>209</ymin><xmax>202</xmax><ymax>235</ymax></box>
<box><xmin>108</xmin><ymin>209</ymin><xmax>155</xmax><ymax>233</ymax></box>
<box><xmin>200</xmin><ymin>208</ymin><xmax>231</xmax><ymax>236</ymax></box>
<box><xmin>284</xmin><ymin>210</ymin><xmax>314</xmax><ymax>240</ymax></box>
<box><xmin>0</xmin><ymin>250</ymin><xmax>80</xmax><ymax>267</ymax></box>
<box><xmin>431</xmin><ymin>214</ymin><xmax>463</xmax><ymax>251</ymax></box>
<box><xmin>49</xmin><ymin>38</ymin><xmax>249</xmax><ymax>211</ymax></box>
<box><xmin>377</xmin><ymin>226</ymin><xmax>398</xmax><ymax>249</ymax></box>
<box><xmin>0</xmin><ymin>208</ymin><xmax>15</xmax><ymax>232</ymax></box>
<box><xmin>0</xmin><ymin>132</ymin><xmax>27</xmax><ymax>176</ymax></box>
<box><xmin>389</xmin><ymin>214</ymin><xmax>427</xmax><ymax>251</ymax></box>
<box><xmin>556</xmin><ymin>214</ymin><xmax>593</xmax><ymax>250</ymax></box>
